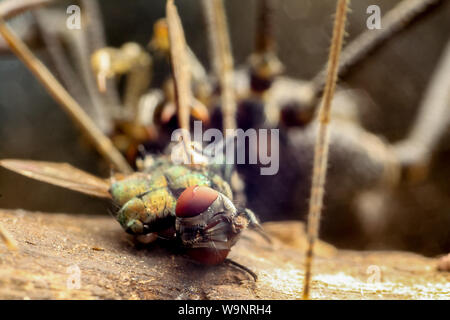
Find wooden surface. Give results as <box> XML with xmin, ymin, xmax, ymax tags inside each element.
<box><xmin>0</xmin><ymin>209</ymin><xmax>448</xmax><ymax>299</ymax></box>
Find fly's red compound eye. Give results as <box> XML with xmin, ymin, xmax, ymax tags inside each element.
<box><xmin>176</xmin><ymin>186</ymin><xmax>231</xmax><ymax>265</ymax></box>
<box><xmin>176</xmin><ymin>185</ymin><xmax>218</xmax><ymax>217</ymax></box>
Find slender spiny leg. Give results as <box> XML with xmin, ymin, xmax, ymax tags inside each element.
<box><xmin>166</xmin><ymin>0</ymin><xmax>191</xmax><ymax>135</ymax></box>
<box><xmin>302</xmin><ymin>0</ymin><xmax>349</xmax><ymax>300</ymax></box>
<box><xmin>209</xmin><ymin>0</ymin><xmax>237</xmax><ymax>134</ymax></box>
<box><xmin>201</xmin><ymin>0</ymin><xmax>219</xmax><ymax>78</ymax></box>
<box><xmin>255</xmin><ymin>0</ymin><xmax>275</xmax><ymax>54</ymax></box>
<box><xmin>202</xmin><ymin>0</ymin><xmax>239</xmax><ymax>134</ymax></box>
<box><xmin>148</xmin><ymin>18</ymin><xmax>210</xmax><ymax>125</ymax></box>
<box><xmin>249</xmin><ymin>0</ymin><xmax>283</xmax><ymax>126</ymax></box>
<box><xmin>166</xmin><ymin>0</ymin><xmax>203</xmax><ymax>165</ymax></box>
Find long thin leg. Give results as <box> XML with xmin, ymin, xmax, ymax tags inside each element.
<box><xmin>254</xmin><ymin>0</ymin><xmax>275</xmax><ymax>54</ymax></box>
<box><xmin>202</xmin><ymin>0</ymin><xmax>237</xmax><ymax>133</ymax></box>
<box><xmin>393</xmin><ymin>40</ymin><xmax>450</xmax><ymax>170</ymax></box>
<box><xmin>302</xmin><ymin>0</ymin><xmax>349</xmax><ymax>300</ymax></box>
<box><xmin>201</xmin><ymin>0</ymin><xmax>220</xmax><ymax>80</ymax></box>
<box><xmin>0</xmin><ymin>0</ymin><xmax>53</xmax><ymax>53</ymax></box>
<box><xmin>4</xmin><ymin>0</ymin><xmax>116</xmax><ymax>134</ymax></box>
<box><xmin>166</xmin><ymin>0</ymin><xmax>195</xmax><ymax>163</ymax></box>
<box><xmin>0</xmin><ymin>0</ymin><xmax>53</xmax><ymax>20</ymax></box>
<box><xmin>0</xmin><ymin>18</ymin><xmax>133</xmax><ymax>174</ymax></box>
<box><xmin>0</xmin><ymin>17</ymin><xmax>39</xmax><ymax>54</ymax></box>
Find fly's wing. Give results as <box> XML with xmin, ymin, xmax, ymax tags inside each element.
<box><xmin>0</xmin><ymin>159</ymin><xmax>111</xmax><ymax>199</ymax></box>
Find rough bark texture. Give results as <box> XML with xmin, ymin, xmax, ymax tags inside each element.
<box><xmin>0</xmin><ymin>209</ymin><xmax>448</xmax><ymax>299</ymax></box>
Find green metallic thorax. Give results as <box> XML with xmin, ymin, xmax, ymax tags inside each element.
<box><xmin>109</xmin><ymin>156</ymin><xmax>233</xmax><ymax>235</ymax></box>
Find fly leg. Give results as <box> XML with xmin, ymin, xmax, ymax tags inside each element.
<box><xmin>224</xmin><ymin>258</ymin><xmax>257</xmax><ymax>282</ymax></box>
<box><xmin>240</xmin><ymin>208</ymin><xmax>272</xmax><ymax>244</ymax></box>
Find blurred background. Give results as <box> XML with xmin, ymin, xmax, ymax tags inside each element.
<box><xmin>0</xmin><ymin>0</ymin><xmax>449</xmax><ymax>255</ymax></box>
